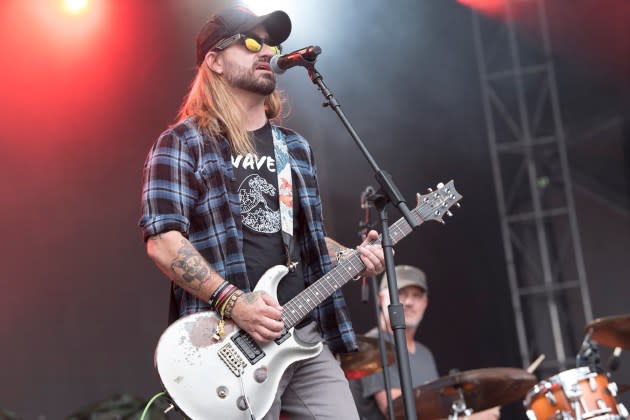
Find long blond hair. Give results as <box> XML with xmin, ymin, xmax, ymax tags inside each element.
<box><xmin>176</xmin><ymin>62</ymin><xmax>283</xmax><ymax>155</ymax></box>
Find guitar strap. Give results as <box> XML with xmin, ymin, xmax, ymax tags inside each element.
<box><xmin>272</xmin><ymin>126</ymin><xmax>298</xmax><ymax>271</ymax></box>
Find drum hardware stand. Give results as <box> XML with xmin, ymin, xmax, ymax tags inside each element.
<box><xmin>603</xmin><ymin>346</ymin><xmax>629</xmax><ymax>419</ymax></box>
<box><xmin>447</xmin><ymin>387</ymin><xmax>472</xmax><ymax>420</ymax></box>
<box><xmin>576</xmin><ymin>329</ymin><xmax>600</xmax><ymax>373</ymax></box>
<box><xmin>573</xmin><ymin>330</ymin><xmax>629</xmax><ymax>419</ymax></box>
<box><xmin>607</xmin><ymin>347</ymin><xmax>623</xmax><ymax>374</ymax></box>
<box><xmin>617</xmin><ymin>400</ymin><xmax>630</xmax><ymax>419</ymax></box>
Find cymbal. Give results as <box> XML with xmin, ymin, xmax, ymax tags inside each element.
<box><xmin>339</xmin><ymin>336</ymin><xmax>395</xmax><ymax>380</ymax></box>
<box><xmin>585</xmin><ymin>314</ymin><xmax>630</xmax><ymax>350</ymax></box>
<box><xmin>393</xmin><ymin>367</ymin><xmax>537</xmax><ymax>420</ymax></box>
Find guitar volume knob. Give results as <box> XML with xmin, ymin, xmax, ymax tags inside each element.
<box><xmin>236</xmin><ymin>396</ymin><xmax>249</xmax><ymax>411</ymax></box>
<box><xmin>254</xmin><ymin>366</ymin><xmax>269</xmax><ymax>383</ymax></box>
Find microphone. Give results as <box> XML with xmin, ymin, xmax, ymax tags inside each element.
<box><xmin>608</xmin><ymin>347</ymin><xmax>622</xmax><ymax>372</ymax></box>
<box><xmin>270</xmin><ymin>46</ymin><xmax>322</xmax><ymax>74</ymax></box>
<box><xmin>361</xmin><ymin>185</ymin><xmax>376</xmax><ymax>209</ymax></box>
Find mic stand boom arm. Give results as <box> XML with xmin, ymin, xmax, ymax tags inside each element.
<box><xmin>304</xmin><ymin>62</ymin><xmax>419</xmax><ymax>420</ymax></box>
<box><xmin>306</xmin><ymin>65</ymin><xmax>420</xmax><ymax>231</ymax></box>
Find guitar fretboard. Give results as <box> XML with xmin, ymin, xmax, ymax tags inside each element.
<box><xmin>280</xmin><ymin>184</ymin><xmax>457</xmax><ymax>329</ymax></box>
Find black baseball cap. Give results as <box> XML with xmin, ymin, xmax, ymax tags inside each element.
<box><xmin>196</xmin><ymin>6</ymin><xmax>292</xmax><ymax>66</ymax></box>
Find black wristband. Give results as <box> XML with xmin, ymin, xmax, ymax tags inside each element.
<box><xmin>208</xmin><ymin>280</ymin><xmax>229</xmax><ymax>310</ymax></box>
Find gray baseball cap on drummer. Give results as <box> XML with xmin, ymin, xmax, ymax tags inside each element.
<box><xmin>380</xmin><ymin>265</ymin><xmax>428</xmax><ymax>292</ymax></box>
<box><xmin>195</xmin><ymin>6</ymin><xmax>292</xmax><ymax>66</ymax></box>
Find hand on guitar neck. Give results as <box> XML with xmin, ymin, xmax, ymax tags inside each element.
<box><xmin>355</xmin><ymin>230</ymin><xmax>385</xmax><ymax>278</ymax></box>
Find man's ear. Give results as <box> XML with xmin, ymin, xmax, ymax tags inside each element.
<box><xmin>205</xmin><ymin>51</ymin><xmax>223</xmax><ymax>74</ymax></box>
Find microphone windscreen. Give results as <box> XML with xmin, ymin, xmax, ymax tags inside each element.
<box><xmin>270</xmin><ymin>55</ymin><xmax>285</xmax><ymax>74</ymax></box>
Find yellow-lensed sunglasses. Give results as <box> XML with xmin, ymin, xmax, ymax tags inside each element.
<box><xmin>212</xmin><ymin>33</ymin><xmax>282</xmax><ymax>55</ymax></box>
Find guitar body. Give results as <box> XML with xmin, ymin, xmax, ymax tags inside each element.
<box><xmin>155</xmin><ymin>265</ymin><xmax>323</xmax><ymax>420</ymax></box>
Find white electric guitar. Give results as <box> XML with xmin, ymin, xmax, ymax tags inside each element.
<box><xmin>154</xmin><ymin>181</ymin><xmax>462</xmax><ymax>419</ymax></box>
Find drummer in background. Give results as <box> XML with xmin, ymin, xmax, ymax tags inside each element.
<box><xmin>352</xmin><ymin>265</ymin><xmax>501</xmax><ymax>419</ymax></box>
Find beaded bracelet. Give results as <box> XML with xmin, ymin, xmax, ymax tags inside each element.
<box><xmin>214</xmin><ymin>284</ymin><xmax>237</xmax><ymax>313</ymax></box>
<box><xmin>222</xmin><ymin>290</ymin><xmax>244</xmax><ymax>319</ymax></box>
<box><xmin>212</xmin><ymin>288</ymin><xmax>243</xmax><ymax>341</ymax></box>
<box><xmin>219</xmin><ymin>290</ymin><xmax>234</xmax><ymax>315</ymax></box>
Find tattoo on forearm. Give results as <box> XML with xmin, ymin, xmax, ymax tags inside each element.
<box><xmin>170</xmin><ymin>240</ymin><xmax>209</xmax><ymax>291</ymax></box>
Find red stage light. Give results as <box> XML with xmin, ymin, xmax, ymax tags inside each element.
<box><xmin>457</xmin><ymin>0</ymin><xmax>505</xmax><ymax>17</ymax></box>
<box><xmin>62</xmin><ymin>0</ymin><xmax>89</xmax><ymax>15</ymax></box>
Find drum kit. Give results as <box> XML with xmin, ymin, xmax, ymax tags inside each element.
<box><xmin>340</xmin><ymin>314</ymin><xmax>630</xmax><ymax>419</ymax></box>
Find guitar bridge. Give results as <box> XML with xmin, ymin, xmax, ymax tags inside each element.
<box><xmin>232</xmin><ymin>331</ymin><xmax>265</xmax><ymax>364</ymax></box>
<box><xmin>218</xmin><ymin>342</ymin><xmax>248</xmax><ymax>377</ymax></box>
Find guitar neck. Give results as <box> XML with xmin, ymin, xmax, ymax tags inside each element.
<box><xmin>281</xmin><ymin>209</ymin><xmax>421</xmax><ymax>329</ymax></box>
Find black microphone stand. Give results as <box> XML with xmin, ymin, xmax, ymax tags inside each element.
<box><xmin>302</xmin><ymin>60</ymin><xmax>420</xmax><ymax>420</ymax></box>
<box><xmin>359</xmin><ymin>188</ymin><xmax>396</xmax><ymax>420</ymax></box>
<box><xmin>371</xmin><ymin>275</ymin><xmax>397</xmax><ymax>420</ymax></box>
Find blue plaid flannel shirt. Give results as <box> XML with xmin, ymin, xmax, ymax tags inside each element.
<box><xmin>139</xmin><ymin>118</ymin><xmax>357</xmax><ymax>354</ymax></box>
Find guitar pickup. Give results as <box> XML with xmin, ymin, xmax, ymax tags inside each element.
<box><xmin>232</xmin><ymin>331</ymin><xmax>265</xmax><ymax>364</ymax></box>
<box><xmin>274</xmin><ymin>328</ymin><xmax>291</xmax><ymax>345</ymax></box>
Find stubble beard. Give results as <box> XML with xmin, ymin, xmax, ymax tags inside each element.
<box><xmin>406</xmin><ymin>318</ymin><xmax>422</xmax><ymax>329</ymax></box>
<box><xmin>224</xmin><ymin>61</ymin><xmax>276</xmax><ymax>96</ymax></box>
<box><xmin>404</xmin><ymin>310</ymin><xmax>423</xmax><ymax>329</ymax></box>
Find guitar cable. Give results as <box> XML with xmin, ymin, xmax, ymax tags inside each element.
<box><xmin>140</xmin><ymin>391</ymin><xmax>167</xmax><ymax>420</ymax></box>
<box><xmin>238</xmin><ymin>369</ymin><xmax>257</xmax><ymax>420</ymax></box>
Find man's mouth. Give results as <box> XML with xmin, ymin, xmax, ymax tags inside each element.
<box><xmin>256</xmin><ymin>62</ymin><xmax>272</xmax><ymax>71</ymax></box>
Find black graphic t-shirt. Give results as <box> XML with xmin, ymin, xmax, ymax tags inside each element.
<box><xmin>232</xmin><ymin>123</ymin><xmax>306</xmax><ymax>306</ymax></box>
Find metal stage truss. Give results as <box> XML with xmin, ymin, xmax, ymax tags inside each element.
<box><xmin>470</xmin><ymin>0</ymin><xmax>593</xmax><ymax>376</ymax></box>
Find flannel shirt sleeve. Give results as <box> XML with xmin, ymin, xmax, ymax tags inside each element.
<box><xmin>139</xmin><ymin>130</ymin><xmax>199</xmax><ymax>241</ymax></box>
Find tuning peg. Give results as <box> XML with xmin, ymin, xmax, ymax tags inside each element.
<box><xmin>446</xmin><ymin>210</ymin><xmax>453</xmax><ymax>217</ymax></box>
<box><xmin>437</xmin><ymin>182</ymin><xmax>444</xmax><ymax>189</ymax></box>
<box><xmin>440</xmin><ymin>219</ymin><xmax>446</xmax><ymax>225</ymax></box>
<box><xmin>426</xmin><ymin>188</ymin><xmax>433</xmax><ymax>193</ymax></box>
<box><xmin>456</xmin><ymin>203</ymin><xmax>461</xmax><ymax>208</ymax></box>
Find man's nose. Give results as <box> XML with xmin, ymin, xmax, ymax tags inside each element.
<box><xmin>260</xmin><ymin>43</ymin><xmax>275</xmax><ymax>57</ymax></box>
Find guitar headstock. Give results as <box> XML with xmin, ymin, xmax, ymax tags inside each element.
<box><xmin>414</xmin><ymin>180</ymin><xmax>462</xmax><ymax>224</ymax></box>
